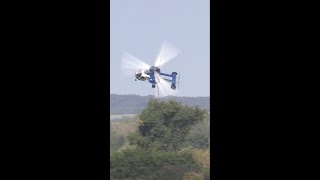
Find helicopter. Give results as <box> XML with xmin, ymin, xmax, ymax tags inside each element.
<box><xmin>134</xmin><ymin>66</ymin><xmax>178</xmax><ymax>90</ymax></box>
<box><xmin>121</xmin><ymin>41</ymin><xmax>180</xmax><ymax>98</ymax></box>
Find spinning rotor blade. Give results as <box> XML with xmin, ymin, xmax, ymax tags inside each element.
<box><xmin>154</xmin><ymin>41</ymin><xmax>180</xmax><ymax>68</ymax></box>
<box><xmin>121</xmin><ymin>52</ymin><xmax>150</xmax><ymax>76</ymax></box>
<box><xmin>154</xmin><ymin>72</ymin><xmax>179</xmax><ymax>98</ymax></box>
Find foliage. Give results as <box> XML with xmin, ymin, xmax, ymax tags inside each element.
<box><xmin>110</xmin><ymin>116</ymin><xmax>140</xmax><ymax>153</ymax></box>
<box><xmin>127</xmin><ymin>100</ymin><xmax>207</xmax><ymax>151</ymax></box>
<box><xmin>111</xmin><ymin>116</ymin><xmax>139</xmax><ymax>137</ymax></box>
<box><xmin>184</xmin><ymin>114</ymin><xmax>210</xmax><ymax>149</ymax></box>
<box><xmin>192</xmin><ymin>148</ymin><xmax>210</xmax><ymax>179</ymax></box>
<box><xmin>110</xmin><ymin>122</ymin><xmax>126</xmax><ymax>153</ymax></box>
<box><xmin>110</xmin><ymin>100</ymin><xmax>210</xmax><ymax>179</ymax></box>
<box><xmin>110</xmin><ymin>148</ymin><xmax>199</xmax><ymax>180</ymax></box>
<box><xmin>183</xmin><ymin>171</ymin><xmax>203</xmax><ymax>180</ymax></box>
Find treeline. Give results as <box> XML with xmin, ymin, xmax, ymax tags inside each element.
<box><xmin>110</xmin><ymin>100</ymin><xmax>210</xmax><ymax>180</ymax></box>
<box><xmin>110</xmin><ymin>94</ymin><xmax>210</xmax><ymax>114</ymax></box>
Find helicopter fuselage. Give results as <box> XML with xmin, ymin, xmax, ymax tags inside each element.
<box><xmin>135</xmin><ymin>70</ymin><xmax>150</xmax><ymax>81</ymax></box>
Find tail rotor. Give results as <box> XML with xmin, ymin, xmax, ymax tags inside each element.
<box><xmin>177</xmin><ymin>73</ymin><xmax>180</xmax><ymax>89</ymax></box>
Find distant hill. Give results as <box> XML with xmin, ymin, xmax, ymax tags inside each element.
<box><xmin>110</xmin><ymin>94</ymin><xmax>210</xmax><ymax>114</ymax></box>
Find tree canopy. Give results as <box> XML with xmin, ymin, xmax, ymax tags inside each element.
<box><xmin>128</xmin><ymin>99</ymin><xmax>207</xmax><ymax>151</ymax></box>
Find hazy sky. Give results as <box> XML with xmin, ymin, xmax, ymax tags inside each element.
<box><xmin>110</xmin><ymin>0</ymin><xmax>209</xmax><ymax>97</ymax></box>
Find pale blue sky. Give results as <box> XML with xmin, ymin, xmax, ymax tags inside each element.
<box><xmin>110</xmin><ymin>0</ymin><xmax>209</xmax><ymax>97</ymax></box>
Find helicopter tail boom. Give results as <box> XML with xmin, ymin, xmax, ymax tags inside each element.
<box><xmin>158</xmin><ymin>72</ymin><xmax>177</xmax><ymax>90</ymax></box>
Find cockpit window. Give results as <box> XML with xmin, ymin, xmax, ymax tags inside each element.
<box><xmin>135</xmin><ymin>72</ymin><xmax>142</xmax><ymax>79</ymax></box>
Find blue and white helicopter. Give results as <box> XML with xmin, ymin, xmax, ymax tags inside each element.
<box><xmin>121</xmin><ymin>41</ymin><xmax>180</xmax><ymax>98</ymax></box>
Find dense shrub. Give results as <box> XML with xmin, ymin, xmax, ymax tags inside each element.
<box><xmin>110</xmin><ymin>148</ymin><xmax>199</xmax><ymax>180</ymax></box>
<box><xmin>110</xmin><ymin>123</ymin><xmax>126</xmax><ymax>153</ymax></box>
<box><xmin>184</xmin><ymin>114</ymin><xmax>210</xmax><ymax>149</ymax></box>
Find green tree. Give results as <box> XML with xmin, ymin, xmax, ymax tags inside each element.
<box><xmin>184</xmin><ymin>114</ymin><xmax>210</xmax><ymax>149</ymax></box>
<box><xmin>110</xmin><ymin>123</ymin><xmax>126</xmax><ymax>153</ymax></box>
<box><xmin>110</xmin><ymin>148</ymin><xmax>199</xmax><ymax>180</ymax></box>
<box><xmin>127</xmin><ymin>100</ymin><xmax>207</xmax><ymax>151</ymax></box>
